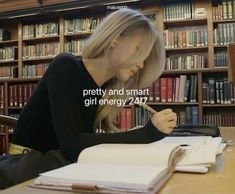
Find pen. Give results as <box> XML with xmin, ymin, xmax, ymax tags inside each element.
<box><xmin>180</xmin><ymin>144</ymin><xmax>190</xmax><ymax>147</ymax></box>
<box><xmin>72</xmin><ymin>183</ymin><xmax>99</xmax><ymax>191</ymax></box>
<box><xmin>139</xmin><ymin>103</ymin><xmax>157</xmax><ymax>114</ymax></box>
<box><xmin>72</xmin><ymin>183</ymin><xmax>150</xmax><ymax>193</ymax></box>
<box><xmin>138</xmin><ymin>103</ymin><xmax>178</xmax><ymax>128</ymax></box>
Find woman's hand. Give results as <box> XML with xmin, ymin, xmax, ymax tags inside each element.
<box><xmin>150</xmin><ymin>108</ymin><xmax>177</xmax><ymax>134</ymax></box>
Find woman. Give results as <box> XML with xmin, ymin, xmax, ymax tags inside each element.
<box><xmin>0</xmin><ymin>8</ymin><xmax>177</xmax><ymax>188</ymax></box>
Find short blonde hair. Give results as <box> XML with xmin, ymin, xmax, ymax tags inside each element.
<box><xmin>82</xmin><ymin>8</ymin><xmax>165</xmax><ymax>132</ymax></box>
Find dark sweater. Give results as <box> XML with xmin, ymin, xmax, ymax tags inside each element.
<box><xmin>12</xmin><ymin>53</ymin><xmax>166</xmax><ymax>161</ymax></box>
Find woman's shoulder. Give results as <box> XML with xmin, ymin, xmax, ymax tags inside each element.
<box><xmin>44</xmin><ymin>53</ymin><xmax>84</xmax><ymax>80</ymax></box>
<box><xmin>53</xmin><ymin>52</ymin><xmax>78</xmax><ymax>64</ymax></box>
<box><xmin>49</xmin><ymin>53</ymin><xmax>83</xmax><ymax>70</ymax></box>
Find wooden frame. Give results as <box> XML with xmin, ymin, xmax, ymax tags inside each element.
<box><xmin>228</xmin><ymin>43</ymin><xmax>235</xmax><ymax>84</ymax></box>
<box><xmin>0</xmin><ymin>115</ymin><xmax>17</xmax><ymax>128</ymax></box>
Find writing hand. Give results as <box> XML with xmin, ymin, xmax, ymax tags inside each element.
<box><xmin>150</xmin><ymin>108</ymin><xmax>177</xmax><ymax>134</ymax></box>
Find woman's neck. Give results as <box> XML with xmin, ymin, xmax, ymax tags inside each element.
<box><xmin>82</xmin><ymin>57</ymin><xmax>115</xmax><ymax>87</ymax></box>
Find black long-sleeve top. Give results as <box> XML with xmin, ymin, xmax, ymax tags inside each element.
<box><xmin>12</xmin><ymin>53</ymin><xmax>166</xmax><ymax>161</ymax></box>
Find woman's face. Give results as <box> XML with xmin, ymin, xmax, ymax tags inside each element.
<box><xmin>109</xmin><ymin>32</ymin><xmax>145</xmax><ymax>81</ymax></box>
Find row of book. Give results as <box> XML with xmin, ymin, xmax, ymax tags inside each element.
<box><xmin>202</xmin><ymin>78</ymin><xmax>235</xmax><ymax>104</ymax></box>
<box><xmin>0</xmin><ymin>64</ymin><xmax>49</xmax><ymax>79</ymax></box>
<box><xmin>133</xmin><ymin>106</ymin><xmax>199</xmax><ymax>126</ymax></box>
<box><xmin>165</xmin><ymin>54</ymin><xmax>207</xmax><ymax>70</ymax></box>
<box><xmin>150</xmin><ymin>75</ymin><xmax>197</xmax><ymax>103</ymax></box>
<box><xmin>8</xmin><ymin>83</ymin><xmax>37</xmax><ymax>107</ymax></box>
<box><xmin>0</xmin><ymin>29</ymin><xmax>10</xmax><ymax>41</ymax></box>
<box><xmin>214</xmin><ymin>51</ymin><xmax>228</xmax><ymax>67</ymax></box>
<box><xmin>22</xmin><ymin>42</ymin><xmax>60</xmax><ymax>60</ymax></box>
<box><xmin>6</xmin><ymin>75</ymin><xmax>231</xmax><ymax>110</ymax></box>
<box><xmin>164</xmin><ymin>29</ymin><xmax>208</xmax><ymax>49</ymax></box>
<box><xmin>212</xmin><ymin>0</ymin><xmax>235</xmax><ymax>20</ymax></box>
<box><xmin>163</xmin><ymin>0</ymin><xmax>195</xmax><ymax>21</ymax></box>
<box><xmin>203</xmin><ymin>113</ymin><xmax>235</xmax><ymax>126</ymax></box>
<box><xmin>65</xmin><ymin>40</ymin><xmax>85</xmax><ymax>56</ymax></box>
<box><xmin>22</xmin><ymin>22</ymin><xmax>59</xmax><ymax>39</ymax></box>
<box><xmin>214</xmin><ymin>22</ymin><xmax>235</xmax><ymax>45</ymax></box>
<box><xmin>134</xmin><ymin>107</ymin><xmax>151</xmax><ymax>128</ymax></box>
<box><xmin>177</xmin><ymin>106</ymin><xmax>198</xmax><ymax>125</ymax></box>
<box><xmin>22</xmin><ymin>63</ymin><xmax>49</xmax><ymax>78</ymax></box>
<box><xmin>64</xmin><ymin>17</ymin><xmax>102</xmax><ymax>34</ymax></box>
<box><xmin>117</xmin><ymin>106</ymin><xmax>199</xmax><ymax>131</ymax></box>
<box><xmin>0</xmin><ymin>66</ymin><xmax>18</xmax><ymax>79</ymax></box>
<box><xmin>117</xmin><ymin>107</ymin><xmax>133</xmax><ymax>131</ymax></box>
<box><xmin>0</xmin><ymin>46</ymin><xmax>18</xmax><ymax>61</ymax></box>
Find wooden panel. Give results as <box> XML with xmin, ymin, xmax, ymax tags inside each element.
<box><xmin>0</xmin><ymin>0</ymin><xmax>39</xmax><ymax>13</ymax></box>
<box><xmin>228</xmin><ymin>43</ymin><xmax>235</xmax><ymax>84</ymax></box>
<box><xmin>42</xmin><ymin>0</ymin><xmax>77</xmax><ymax>5</ymax></box>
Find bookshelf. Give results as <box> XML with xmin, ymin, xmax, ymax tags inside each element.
<box><xmin>155</xmin><ymin>0</ymin><xmax>235</xmax><ymax>127</ymax></box>
<box><xmin>0</xmin><ymin>0</ymin><xmax>235</xmax><ymax>153</ymax></box>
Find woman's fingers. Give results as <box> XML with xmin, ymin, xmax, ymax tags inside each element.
<box><xmin>150</xmin><ymin>109</ymin><xmax>177</xmax><ymax>134</ymax></box>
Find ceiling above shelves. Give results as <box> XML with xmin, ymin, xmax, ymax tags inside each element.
<box><xmin>0</xmin><ymin>0</ymin><xmax>160</xmax><ymax>21</ymax></box>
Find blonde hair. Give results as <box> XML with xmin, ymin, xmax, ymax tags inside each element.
<box><xmin>82</xmin><ymin>8</ymin><xmax>165</xmax><ymax>132</ymax></box>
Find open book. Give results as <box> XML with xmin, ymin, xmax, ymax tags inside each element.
<box><xmin>33</xmin><ymin>136</ymin><xmax>223</xmax><ymax>193</ymax></box>
<box><xmin>33</xmin><ymin>142</ymin><xmax>183</xmax><ymax>194</ymax></box>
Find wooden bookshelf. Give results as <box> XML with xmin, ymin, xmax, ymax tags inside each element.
<box><xmin>148</xmin><ymin>102</ymin><xmax>199</xmax><ymax>106</ymax></box>
<box><xmin>228</xmin><ymin>43</ymin><xmax>235</xmax><ymax>84</ymax></box>
<box><xmin>0</xmin><ymin>0</ymin><xmax>235</xmax><ymax>153</ymax></box>
<box><xmin>0</xmin><ymin>39</ymin><xmax>18</xmax><ymax>45</ymax></box>
<box><xmin>155</xmin><ymin>0</ymin><xmax>235</xmax><ymax>127</ymax></box>
<box><xmin>213</xmin><ymin>19</ymin><xmax>235</xmax><ymax>24</ymax></box>
<box><xmin>203</xmin><ymin>104</ymin><xmax>235</xmax><ymax>107</ymax></box>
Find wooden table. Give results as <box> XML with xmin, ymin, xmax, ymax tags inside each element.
<box><xmin>1</xmin><ymin>127</ymin><xmax>235</xmax><ymax>194</ymax></box>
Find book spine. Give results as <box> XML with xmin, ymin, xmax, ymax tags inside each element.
<box><xmin>119</xmin><ymin>108</ymin><xmax>126</xmax><ymax>131</ymax></box>
<box><xmin>167</xmin><ymin>77</ymin><xmax>173</xmax><ymax>102</ymax></box>
<box><xmin>186</xmin><ymin>106</ymin><xmax>192</xmax><ymax>124</ymax></box>
<box><xmin>202</xmin><ymin>82</ymin><xmax>208</xmax><ymax>104</ymax></box>
<box><xmin>216</xmin><ymin>80</ymin><xmax>221</xmax><ymax>104</ymax></box>
<box><xmin>208</xmin><ymin>78</ymin><xmax>215</xmax><ymax>104</ymax></box>
<box><xmin>125</xmin><ymin>108</ymin><xmax>132</xmax><ymax>130</ymax></box>
<box><xmin>192</xmin><ymin>106</ymin><xmax>198</xmax><ymax>124</ymax></box>
<box><xmin>154</xmin><ymin>80</ymin><xmax>160</xmax><ymax>102</ymax></box>
<box><xmin>18</xmin><ymin>85</ymin><xmax>23</xmax><ymax>107</ymax></box>
<box><xmin>160</xmin><ymin>78</ymin><xmax>167</xmax><ymax>103</ymax></box>
<box><xmin>0</xmin><ymin>85</ymin><xmax>4</xmax><ymax>109</ymax></box>
<box><xmin>222</xmin><ymin>0</ymin><xmax>228</xmax><ymax>19</ymax></box>
<box><xmin>178</xmin><ymin>75</ymin><xmax>187</xmax><ymax>102</ymax></box>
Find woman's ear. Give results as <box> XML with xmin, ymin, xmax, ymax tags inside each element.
<box><xmin>110</xmin><ymin>36</ymin><xmax>121</xmax><ymax>48</ymax></box>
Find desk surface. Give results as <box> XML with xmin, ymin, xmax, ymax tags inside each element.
<box><xmin>1</xmin><ymin>127</ymin><xmax>235</xmax><ymax>194</ymax></box>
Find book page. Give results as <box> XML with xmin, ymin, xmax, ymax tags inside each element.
<box><xmin>36</xmin><ymin>163</ymin><xmax>168</xmax><ymax>191</ymax></box>
<box><xmin>175</xmin><ymin>165</ymin><xmax>209</xmax><ymax>173</ymax></box>
<box><xmin>159</xmin><ymin>136</ymin><xmax>212</xmax><ymax>145</ymax></box>
<box><xmin>77</xmin><ymin>142</ymin><xmax>179</xmax><ymax>168</ymax></box>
